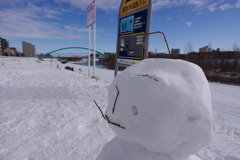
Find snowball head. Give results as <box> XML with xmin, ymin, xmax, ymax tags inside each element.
<box><xmin>105</xmin><ymin>59</ymin><xmax>212</xmax><ymax>158</ymax></box>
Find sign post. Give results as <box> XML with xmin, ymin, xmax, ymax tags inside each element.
<box><xmin>88</xmin><ymin>26</ymin><xmax>91</xmax><ymax>76</ymax></box>
<box><xmin>93</xmin><ymin>19</ymin><xmax>96</xmax><ymax>77</ymax></box>
<box><xmin>115</xmin><ymin>0</ymin><xmax>152</xmax><ymax>77</ymax></box>
<box><xmin>87</xmin><ymin>0</ymin><xmax>96</xmax><ymax>77</ymax></box>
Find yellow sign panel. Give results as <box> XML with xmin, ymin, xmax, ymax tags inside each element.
<box><xmin>120</xmin><ymin>0</ymin><xmax>149</xmax><ymax>16</ymax></box>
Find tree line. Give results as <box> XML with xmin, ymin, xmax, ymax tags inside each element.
<box><xmin>148</xmin><ymin>51</ymin><xmax>240</xmax><ymax>84</ymax></box>
<box><xmin>102</xmin><ymin>51</ymin><xmax>240</xmax><ymax>85</ymax></box>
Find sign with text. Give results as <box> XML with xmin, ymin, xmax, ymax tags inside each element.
<box><xmin>116</xmin><ymin>0</ymin><xmax>152</xmax><ymax>66</ymax></box>
<box><xmin>87</xmin><ymin>0</ymin><xmax>96</xmax><ymax>28</ymax></box>
<box><xmin>120</xmin><ymin>0</ymin><xmax>149</xmax><ymax>16</ymax></box>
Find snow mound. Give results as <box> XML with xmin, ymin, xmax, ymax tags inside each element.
<box><xmin>98</xmin><ymin>59</ymin><xmax>212</xmax><ymax>160</ymax></box>
<box><xmin>96</xmin><ymin>137</ymin><xmax>202</xmax><ymax>160</ymax></box>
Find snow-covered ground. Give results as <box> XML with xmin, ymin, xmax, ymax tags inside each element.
<box><xmin>0</xmin><ymin>57</ymin><xmax>240</xmax><ymax>160</ymax></box>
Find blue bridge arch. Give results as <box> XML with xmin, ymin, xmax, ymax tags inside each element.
<box><xmin>40</xmin><ymin>47</ymin><xmax>107</xmax><ymax>59</ymax></box>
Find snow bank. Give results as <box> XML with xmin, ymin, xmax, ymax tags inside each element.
<box><xmin>0</xmin><ymin>57</ymin><xmax>114</xmax><ymax>160</ymax></box>
<box><xmin>97</xmin><ymin>59</ymin><xmax>213</xmax><ymax>160</ymax></box>
<box><xmin>1</xmin><ymin>57</ymin><xmax>240</xmax><ymax>160</ymax></box>
<box><xmin>97</xmin><ymin>137</ymin><xmax>202</xmax><ymax>160</ymax></box>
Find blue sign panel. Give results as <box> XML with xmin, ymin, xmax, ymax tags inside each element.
<box><xmin>115</xmin><ymin>0</ymin><xmax>152</xmax><ymax>75</ymax></box>
<box><xmin>118</xmin><ymin>9</ymin><xmax>148</xmax><ymax>60</ymax></box>
<box><xmin>120</xmin><ymin>16</ymin><xmax>134</xmax><ymax>34</ymax></box>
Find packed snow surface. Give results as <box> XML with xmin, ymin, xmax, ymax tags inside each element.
<box><xmin>96</xmin><ymin>137</ymin><xmax>202</xmax><ymax>160</ymax></box>
<box><xmin>98</xmin><ymin>59</ymin><xmax>212</xmax><ymax>160</ymax></box>
<box><xmin>0</xmin><ymin>57</ymin><xmax>240</xmax><ymax>160</ymax></box>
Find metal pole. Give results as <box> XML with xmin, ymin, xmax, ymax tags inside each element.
<box><xmin>93</xmin><ymin>0</ymin><xmax>96</xmax><ymax>78</ymax></box>
<box><xmin>88</xmin><ymin>26</ymin><xmax>91</xmax><ymax>76</ymax></box>
<box><xmin>114</xmin><ymin>61</ymin><xmax>118</xmax><ymax>77</ymax></box>
<box><xmin>145</xmin><ymin>31</ymin><xmax>171</xmax><ymax>54</ymax></box>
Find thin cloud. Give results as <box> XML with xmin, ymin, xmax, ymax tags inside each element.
<box><xmin>53</xmin><ymin>0</ymin><xmax>209</xmax><ymax>11</ymax></box>
<box><xmin>153</xmin><ymin>0</ymin><xmax>209</xmax><ymax>10</ymax></box>
<box><xmin>152</xmin><ymin>0</ymin><xmax>239</xmax><ymax>12</ymax></box>
<box><xmin>166</xmin><ymin>17</ymin><xmax>173</xmax><ymax>20</ymax></box>
<box><xmin>4</xmin><ymin>0</ymin><xmax>237</xmax><ymax>14</ymax></box>
<box><xmin>219</xmin><ymin>3</ymin><xmax>232</xmax><ymax>11</ymax></box>
<box><xmin>236</xmin><ymin>0</ymin><xmax>240</xmax><ymax>8</ymax></box>
<box><xmin>184</xmin><ymin>0</ymin><xmax>207</xmax><ymax>8</ymax></box>
<box><xmin>207</xmin><ymin>1</ymin><xmax>239</xmax><ymax>12</ymax></box>
<box><xmin>54</xmin><ymin>0</ymin><xmax>120</xmax><ymax>11</ymax></box>
<box><xmin>1</xmin><ymin>0</ymin><xmax>239</xmax><ymax>40</ymax></box>
<box><xmin>208</xmin><ymin>3</ymin><xmax>218</xmax><ymax>12</ymax></box>
<box><xmin>0</xmin><ymin>0</ymin><xmax>23</xmax><ymax>6</ymax></box>
<box><xmin>152</xmin><ymin>0</ymin><xmax>171</xmax><ymax>10</ymax></box>
<box><xmin>0</xmin><ymin>7</ymin><xmax>88</xmax><ymax>39</ymax></box>
<box><xmin>184</xmin><ymin>21</ymin><xmax>192</xmax><ymax>27</ymax></box>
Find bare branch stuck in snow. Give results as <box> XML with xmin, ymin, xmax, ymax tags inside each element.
<box><xmin>138</xmin><ymin>74</ymin><xmax>158</xmax><ymax>82</ymax></box>
<box><xmin>93</xmin><ymin>100</ymin><xmax>126</xmax><ymax>129</ymax></box>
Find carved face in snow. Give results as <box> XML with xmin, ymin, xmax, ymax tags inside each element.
<box><xmin>105</xmin><ymin>59</ymin><xmax>212</xmax><ymax>157</ymax></box>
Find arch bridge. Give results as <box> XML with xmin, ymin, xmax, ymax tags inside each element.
<box><xmin>39</xmin><ymin>47</ymin><xmax>107</xmax><ymax>59</ymax></box>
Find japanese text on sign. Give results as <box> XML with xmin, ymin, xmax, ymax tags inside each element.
<box><xmin>120</xmin><ymin>0</ymin><xmax>148</xmax><ymax>15</ymax></box>
<box><xmin>87</xmin><ymin>0</ymin><xmax>96</xmax><ymax>27</ymax></box>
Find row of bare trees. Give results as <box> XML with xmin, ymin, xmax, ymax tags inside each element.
<box><xmin>183</xmin><ymin>42</ymin><xmax>240</xmax><ymax>53</ymax></box>
<box><xmin>101</xmin><ymin>51</ymin><xmax>240</xmax><ymax>84</ymax></box>
<box><xmin>148</xmin><ymin>51</ymin><xmax>240</xmax><ymax>84</ymax></box>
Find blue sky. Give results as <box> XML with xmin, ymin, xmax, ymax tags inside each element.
<box><xmin>0</xmin><ymin>0</ymin><xmax>240</xmax><ymax>55</ymax></box>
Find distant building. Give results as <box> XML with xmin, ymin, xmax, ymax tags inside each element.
<box><xmin>171</xmin><ymin>48</ymin><xmax>180</xmax><ymax>54</ymax></box>
<box><xmin>212</xmin><ymin>48</ymin><xmax>221</xmax><ymax>52</ymax></box>
<box><xmin>199</xmin><ymin>46</ymin><xmax>212</xmax><ymax>53</ymax></box>
<box><xmin>22</xmin><ymin>41</ymin><xmax>36</xmax><ymax>57</ymax></box>
<box><xmin>3</xmin><ymin>48</ymin><xmax>16</xmax><ymax>56</ymax></box>
<box><xmin>10</xmin><ymin>47</ymin><xmax>17</xmax><ymax>53</ymax></box>
<box><xmin>0</xmin><ymin>37</ymin><xmax>9</xmax><ymax>55</ymax></box>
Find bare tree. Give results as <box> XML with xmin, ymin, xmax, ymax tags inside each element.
<box><xmin>184</xmin><ymin>42</ymin><xmax>194</xmax><ymax>53</ymax></box>
<box><xmin>233</xmin><ymin>42</ymin><xmax>240</xmax><ymax>51</ymax></box>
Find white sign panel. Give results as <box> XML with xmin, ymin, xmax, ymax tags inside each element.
<box><xmin>87</xmin><ymin>0</ymin><xmax>96</xmax><ymax>28</ymax></box>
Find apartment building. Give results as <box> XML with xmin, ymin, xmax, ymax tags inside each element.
<box><xmin>0</xmin><ymin>37</ymin><xmax>9</xmax><ymax>55</ymax></box>
<box><xmin>22</xmin><ymin>41</ymin><xmax>36</xmax><ymax>57</ymax></box>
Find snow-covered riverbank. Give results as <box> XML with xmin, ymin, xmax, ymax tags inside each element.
<box><xmin>0</xmin><ymin>57</ymin><xmax>240</xmax><ymax>160</ymax></box>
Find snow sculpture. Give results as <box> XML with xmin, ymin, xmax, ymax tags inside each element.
<box><xmin>97</xmin><ymin>59</ymin><xmax>212</xmax><ymax>160</ymax></box>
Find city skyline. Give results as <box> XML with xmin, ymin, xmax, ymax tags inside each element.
<box><xmin>0</xmin><ymin>0</ymin><xmax>240</xmax><ymax>55</ymax></box>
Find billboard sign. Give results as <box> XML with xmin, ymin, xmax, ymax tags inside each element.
<box><xmin>116</xmin><ymin>0</ymin><xmax>152</xmax><ymax>66</ymax></box>
<box><xmin>87</xmin><ymin>0</ymin><xmax>96</xmax><ymax>28</ymax></box>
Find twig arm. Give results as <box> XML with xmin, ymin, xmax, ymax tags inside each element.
<box><xmin>93</xmin><ymin>100</ymin><xmax>126</xmax><ymax>129</ymax></box>
<box><xmin>93</xmin><ymin>100</ymin><xmax>106</xmax><ymax>120</ymax></box>
<box><xmin>112</xmin><ymin>85</ymin><xmax>119</xmax><ymax>114</ymax></box>
<box><xmin>105</xmin><ymin>115</ymin><xmax>126</xmax><ymax>129</ymax></box>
